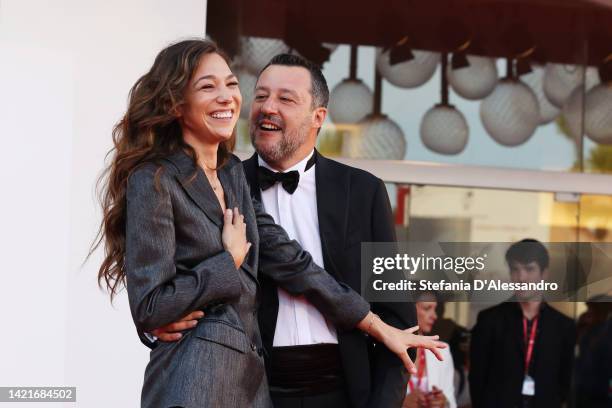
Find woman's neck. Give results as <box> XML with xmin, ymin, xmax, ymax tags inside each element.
<box><xmin>183</xmin><ymin>132</ymin><xmax>219</xmax><ymax>170</ymax></box>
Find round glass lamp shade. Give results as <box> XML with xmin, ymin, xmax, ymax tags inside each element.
<box><xmin>234</xmin><ymin>67</ymin><xmax>258</xmax><ymax>119</ymax></box>
<box><xmin>447</xmin><ymin>55</ymin><xmax>498</xmax><ymax>100</ymax></box>
<box><xmin>342</xmin><ymin>114</ymin><xmax>406</xmax><ymax>159</ymax></box>
<box><xmin>480</xmin><ymin>79</ymin><xmax>540</xmax><ymax>146</ymax></box>
<box><xmin>521</xmin><ymin>65</ymin><xmax>560</xmax><ymax>124</ymax></box>
<box><xmin>240</xmin><ymin>37</ymin><xmax>289</xmax><ymax>75</ymax></box>
<box><xmin>543</xmin><ymin>64</ymin><xmax>600</xmax><ymax>108</ymax></box>
<box><xmin>420</xmin><ymin>105</ymin><xmax>469</xmax><ymax>155</ymax></box>
<box><xmin>561</xmin><ymin>86</ymin><xmax>586</xmax><ymax>142</ymax></box>
<box><xmin>328</xmin><ymin>79</ymin><xmax>373</xmax><ymax>124</ymax></box>
<box><xmin>376</xmin><ymin>48</ymin><xmax>439</xmax><ymax>88</ymax></box>
<box><xmin>560</xmin><ymin>67</ymin><xmax>602</xmax><ymax>140</ymax></box>
<box><xmin>585</xmin><ymin>83</ymin><xmax>612</xmax><ymax>144</ymax></box>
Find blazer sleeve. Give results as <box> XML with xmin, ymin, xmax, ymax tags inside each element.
<box><xmin>367</xmin><ymin>178</ymin><xmax>413</xmax><ymax>408</ymax></box>
<box><xmin>125</xmin><ymin>165</ymin><xmax>242</xmax><ymax>335</ymax></box>
<box><xmin>251</xmin><ymin>196</ymin><xmax>370</xmax><ymax>331</ymax></box>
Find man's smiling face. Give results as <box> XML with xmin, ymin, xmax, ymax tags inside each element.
<box><xmin>249</xmin><ymin>64</ymin><xmax>316</xmax><ymax>165</ymax></box>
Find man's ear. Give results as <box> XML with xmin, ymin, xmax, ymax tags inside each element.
<box><xmin>541</xmin><ymin>267</ymin><xmax>549</xmax><ymax>281</ymax></box>
<box><xmin>312</xmin><ymin>107</ymin><xmax>327</xmax><ymax>130</ymax></box>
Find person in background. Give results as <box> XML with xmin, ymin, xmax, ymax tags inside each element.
<box><xmin>575</xmin><ymin>294</ymin><xmax>612</xmax><ymax>407</ymax></box>
<box><xmin>576</xmin><ymin>294</ymin><xmax>612</xmax><ymax>342</ymax></box>
<box><xmin>431</xmin><ymin>300</ymin><xmax>470</xmax><ymax>408</ymax></box>
<box><xmin>403</xmin><ymin>291</ymin><xmax>456</xmax><ymax>408</ymax></box>
<box><xmin>469</xmin><ymin>239</ymin><xmax>576</xmax><ymax>408</ymax></box>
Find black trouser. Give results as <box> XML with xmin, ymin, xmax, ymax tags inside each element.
<box><xmin>269</xmin><ymin>344</ymin><xmax>348</xmax><ymax>408</ymax></box>
<box><xmin>272</xmin><ymin>389</ymin><xmax>349</xmax><ymax>408</ymax></box>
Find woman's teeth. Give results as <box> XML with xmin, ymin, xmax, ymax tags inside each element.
<box><xmin>211</xmin><ymin>111</ymin><xmax>233</xmax><ymax>119</ymax></box>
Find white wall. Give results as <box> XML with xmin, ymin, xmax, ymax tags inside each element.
<box><xmin>0</xmin><ymin>1</ymin><xmax>207</xmax><ymax>406</ymax></box>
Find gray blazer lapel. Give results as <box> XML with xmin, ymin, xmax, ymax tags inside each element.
<box><xmin>219</xmin><ymin>165</ymin><xmax>241</xmax><ymax>211</ymax></box>
<box><xmin>164</xmin><ymin>150</ymin><xmax>224</xmax><ymax>227</ymax></box>
<box><xmin>176</xmin><ymin>171</ymin><xmax>224</xmax><ymax>228</ymax></box>
<box><xmin>164</xmin><ymin>151</ymin><xmax>258</xmax><ymax>283</ymax></box>
<box><xmin>220</xmin><ymin>164</ymin><xmax>261</xmax><ymax>284</ymax></box>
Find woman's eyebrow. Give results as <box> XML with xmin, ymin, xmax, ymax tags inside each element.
<box><xmin>194</xmin><ymin>73</ymin><xmax>236</xmax><ymax>86</ymax></box>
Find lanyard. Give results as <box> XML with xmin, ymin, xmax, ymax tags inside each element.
<box><xmin>522</xmin><ymin>316</ymin><xmax>539</xmax><ymax>375</ymax></box>
<box><xmin>408</xmin><ymin>349</ymin><xmax>427</xmax><ymax>392</ymax></box>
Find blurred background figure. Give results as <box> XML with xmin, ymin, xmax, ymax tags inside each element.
<box><xmin>403</xmin><ymin>291</ymin><xmax>456</xmax><ymax>408</ymax></box>
<box><xmin>576</xmin><ymin>294</ymin><xmax>612</xmax><ymax>341</ymax></box>
<box><xmin>431</xmin><ymin>300</ymin><xmax>471</xmax><ymax>408</ymax></box>
<box><xmin>469</xmin><ymin>239</ymin><xmax>576</xmax><ymax>408</ymax></box>
<box><xmin>574</xmin><ymin>294</ymin><xmax>612</xmax><ymax>408</ymax></box>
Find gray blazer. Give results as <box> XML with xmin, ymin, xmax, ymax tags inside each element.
<box><xmin>125</xmin><ymin>150</ymin><xmax>370</xmax><ymax>408</ymax></box>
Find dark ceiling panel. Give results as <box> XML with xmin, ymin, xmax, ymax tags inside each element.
<box><xmin>207</xmin><ymin>0</ymin><xmax>612</xmax><ymax>66</ymax></box>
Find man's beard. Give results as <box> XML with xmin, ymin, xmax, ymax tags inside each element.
<box><xmin>249</xmin><ymin>115</ymin><xmax>311</xmax><ymax>164</ymax></box>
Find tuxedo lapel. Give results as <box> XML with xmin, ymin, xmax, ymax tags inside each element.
<box><xmin>315</xmin><ymin>151</ymin><xmax>350</xmax><ymax>281</ymax></box>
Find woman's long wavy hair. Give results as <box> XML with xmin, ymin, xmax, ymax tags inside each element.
<box><xmin>92</xmin><ymin>39</ymin><xmax>235</xmax><ymax>300</ymax></box>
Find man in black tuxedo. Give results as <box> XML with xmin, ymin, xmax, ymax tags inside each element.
<box><xmin>469</xmin><ymin>239</ymin><xmax>576</xmax><ymax>408</ymax></box>
<box><xmin>242</xmin><ymin>54</ymin><xmax>416</xmax><ymax>408</ymax></box>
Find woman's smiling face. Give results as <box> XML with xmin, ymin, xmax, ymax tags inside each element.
<box><xmin>178</xmin><ymin>52</ymin><xmax>242</xmax><ymax>142</ymax></box>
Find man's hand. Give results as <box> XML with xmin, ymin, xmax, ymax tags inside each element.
<box><xmin>150</xmin><ymin>311</ymin><xmax>205</xmax><ymax>341</ymax></box>
<box><xmin>402</xmin><ymin>388</ymin><xmax>427</xmax><ymax>408</ymax></box>
<box><xmin>425</xmin><ymin>386</ymin><xmax>447</xmax><ymax>408</ymax></box>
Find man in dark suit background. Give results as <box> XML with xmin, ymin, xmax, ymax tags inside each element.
<box><xmin>242</xmin><ymin>53</ymin><xmax>416</xmax><ymax>408</ymax></box>
<box><xmin>469</xmin><ymin>239</ymin><xmax>576</xmax><ymax>408</ymax></box>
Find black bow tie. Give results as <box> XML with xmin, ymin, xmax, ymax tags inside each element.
<box><xmin>258</xmin><ymin>166</ymin><xmax>300</xmax><ymax>194</ymax></box>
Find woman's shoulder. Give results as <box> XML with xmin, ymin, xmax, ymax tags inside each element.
<box><xmin>227</xmin><ymin>153</ymin><xmax>242</xmax><ymax>165</ymax></box>
<box><xmin>224</xmin><ymin>153</ymin><xmax>244</xmax><ymax>173</ymax></box>
<box><xmin>127</xmin><ymin>161</ymin><xmax>178</xmax><ymax>192</ymax></box>
<box><xmin>224</xmin><ymin>153</ymin><xmax>247</xmax><ymax>178</ymax></box>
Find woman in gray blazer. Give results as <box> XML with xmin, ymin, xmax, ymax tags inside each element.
<box><xmin>95</xmin><ymin>39</ymin><xmax>445</xmax><ymax>408</ymax></box>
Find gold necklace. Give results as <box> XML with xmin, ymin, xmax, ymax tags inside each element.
<box><xmin>210</xmin><ymin>174</ymin><xmax>221</xmax><ymax>192</ymax></box>
<box><xmin>199</xmin><ymin>162</ymin><xmax>221</xmax><ymax>192</ymax></box>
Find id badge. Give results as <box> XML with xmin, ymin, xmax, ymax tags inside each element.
<box><xmin>522</xmin><ymin>375</ymin><xmax>535</xmax><ymax>396</ymax></box>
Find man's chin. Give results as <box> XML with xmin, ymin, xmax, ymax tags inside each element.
<box><xmin>253</xmin><ymin>136</ymin><xmax>279</xmax><ymax>152</ymax></box>
<box><xmin>254</xmin><ymin>129</ymin><xmax>283</xmax><ymax>142</ymax></box>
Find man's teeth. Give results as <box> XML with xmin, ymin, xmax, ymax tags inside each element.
<box><xmin>211</xmin><ymin>111</ymin><xmax>232</xmax><ymax>119</ymax></box>
<box><xmin>260</xmin><ymin>123</ymin><xmax>281</xmax><ymax>130</ymax></box>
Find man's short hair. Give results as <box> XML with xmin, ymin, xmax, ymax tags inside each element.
<box><xmin>505</xmin><ymin>239</ymin><xmax>549</xmax><ymax>271</ymax></box>
<box><xmin>260</xmin><ymin>53</ymin><xmax>329</xmax><ymax>109</ymax></box>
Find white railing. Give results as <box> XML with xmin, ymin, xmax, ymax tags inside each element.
<box><xmin>235</xmin><ymin>151</ymin><xmax>612</xmax><ymax>196</ymax></box>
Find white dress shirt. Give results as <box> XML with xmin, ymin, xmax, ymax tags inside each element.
<box><xmin>258</xmin><ymin>151</ymin><xmax>338</xmax><ymax>346</ymax></box>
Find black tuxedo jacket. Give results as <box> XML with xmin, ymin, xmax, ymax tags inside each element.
<box><xmin>243</xmin><ymin>151</ymin><xmax>417</xmax><ymax>408</ymax></box>
<box><xmin>469</xmin><ymin>302</ymin><xmax>576</xmax><ymax>408</ymax></box>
